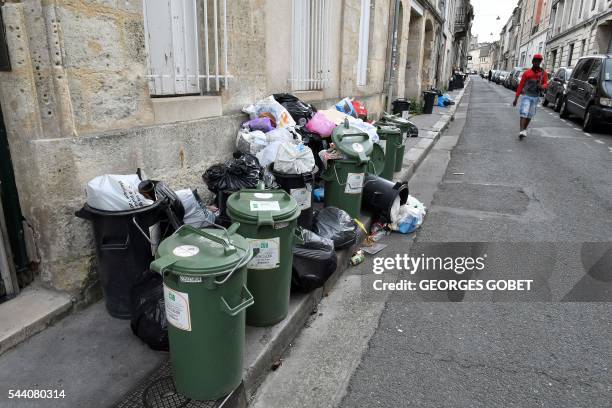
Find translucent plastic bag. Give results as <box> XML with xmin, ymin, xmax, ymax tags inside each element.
<box><xmin>86</xmin><ymin>174</ymin><xmax>153</xmax><ymax>211</ymax></box>
<box><xmin>312</xmin><ymin>207</ymin><xmax>357</xmax><ymax>249</ymax></box>
<box><xmin>243</xmin><ymin>95</ymin><xmax>296</xmax><ymax>128</ymax></box>
<box><xmin>273</xmin><ymin>143</ymin><xmax>315</xmax><ymax>175</ymax></box>
<box><xmin>305</xmin><ymin>111</ymin><xmax>336</xmax><ymax>137</ymax></box>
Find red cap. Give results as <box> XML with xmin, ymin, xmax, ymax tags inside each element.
<box><xmin>533</xmin><ymin>53</ymin><xmax>543</xmax><ymax>60</ymax></box>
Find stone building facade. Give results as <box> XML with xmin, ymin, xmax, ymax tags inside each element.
<box><xmin>516</xmin><ymin>0</ymin><xmax>554</xmax><ymax>67</ymax></box>
<box><xmin>546</xmin><ymin>0</ymin><xmax>612</xmax><ymax>71</ymax></box>
<box><xmin>0</xmin><ymin>0</ymin><xmax>473</xmax><ymax>302</ymax></box>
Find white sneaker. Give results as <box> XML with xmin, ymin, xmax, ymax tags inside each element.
<box><xmin>518</xmin><ymin>130</ymin><xmax>527</xmax><ymax>139</ymax></box>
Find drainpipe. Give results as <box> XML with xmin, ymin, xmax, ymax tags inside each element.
<box><xmin>386</xmin><ymin>0</ymin><xmax>401</xmax><ymax>112</ymax></box>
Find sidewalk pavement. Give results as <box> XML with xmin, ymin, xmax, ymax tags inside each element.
<box><xmin>0</xmin><ymin>80</ymin><xmax>469</xmax><ymax>408</ymax></box>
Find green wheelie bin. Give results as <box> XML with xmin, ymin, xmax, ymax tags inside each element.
<box><xmin>320</xmin><ymin>121</ymin><xmax>376</xmax><ymax>219</ymax></box>
<box><xmin>150</xmin><ymin>224</ymin><xmax>253</xmax><ymax>401</ymax></box>
<box><xmin>375</xmin><ymin>125</ymin><xmax>402</xmax><ymax>181</ymax></box>
<box><xmin>377</xmin><ymin>113</ymin><xmax>417</xmax><ymax>171</ymax></box>
<box><xmin>226</xmin><ymin>184</ymin><xmax>300</xmax><ymax>327</ymax></box>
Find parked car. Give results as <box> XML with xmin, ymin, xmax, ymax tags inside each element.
<box><xmin>498</xmin><ymin>71</ymin><xmax>509</xmax><ymax>84</ymax></box>
<box><xmin>506</xmin><ymin>67</ymin><xmax>527</xmax><ymax>90</ymax></box>
<box><xmin>543</xmin><ymin>67</ymin><xmax>572</xmax><ymax>111</ymax></box>
<box><xmin>491</xmin><ymin>70</ymin><xmax>500</xmax><ymax>82</ymax></box>
<box><xmin>559</xmin><ymin>55</ymin><xmax>612</xmax><ymax>131</ymax></box>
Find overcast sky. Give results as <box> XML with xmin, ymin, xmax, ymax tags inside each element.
<box><xmin>470</xmin><ymin>0</ymin><xmax>519</xmax><ymax>43</ymax></box>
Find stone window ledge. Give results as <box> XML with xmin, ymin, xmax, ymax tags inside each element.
<box><xmin>151</xmin><ymin>95</ymin><xmax>223</xmax><ymax>124</ymax></box>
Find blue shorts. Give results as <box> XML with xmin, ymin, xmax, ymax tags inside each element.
<box><xmin>519</xmin><ymin>95</ymin><xmax>539</xmax><ymax>119</ymax></box>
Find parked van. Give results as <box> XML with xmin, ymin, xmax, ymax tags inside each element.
<box><xmin>559</xmin><ymin>55</ymin><xmax>612</xmax><ymax>131</ymax></box>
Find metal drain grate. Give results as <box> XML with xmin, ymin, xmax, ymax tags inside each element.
<box><xmin>115</xmin><ymin>360</ymin><xmax>218</xmax><ymax>408</ymax></box>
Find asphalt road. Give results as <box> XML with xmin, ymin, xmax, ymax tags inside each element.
<box><xmin>339</xmin><ymin>77</ymin><xmax>612</xmax><ymax>408</ymax></box>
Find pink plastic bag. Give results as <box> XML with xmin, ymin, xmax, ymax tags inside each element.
<box><xmin>305</xmin><ymin>112</ymin><xmax>336</xmax><ymax>137</ymax></box>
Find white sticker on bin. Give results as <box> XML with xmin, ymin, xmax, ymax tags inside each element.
<box><xmin>164</xmin><ymin>285</ymin><xmax>191</xmax><ymax>331</ymax></box>
<box><xmin>378</xmin><ymin>139</ymin><xmax>387</xmax><ymax>154</ymax></box>
<box><xmin>345</xmin><ymin>173</ymin><xmax>365</xmax><ymax>194</ymax></box>
<box><xmin>352</xmin><ymin>143</ymin><xmax>364</xmax><ymax>153</ymax></box>
<box><xmin>250</xmin><ymin>200</ymin><xmax>280</xmax><ymax>211</ymax></box>
<box><xmin>247</xmin><ymin>237</ymin><xmax>280</xmax><ymax>270</ymax></box>
<box><xmin>290</xmin><ymin>187</ymin><xmax>311</xmax><ymax>210</ymax></box>
<box><xmin>179</xmin><ymin>276</ymin><xmax>202</xmax><ymax>283</ymax></box>
<box><xmin>254</xmin><ymin>193</ymin><xmax>273</xmax><ymax>199</ymax></box>
<box><xmin>173</xmin><ymin>245</ymin><xmax>200</xmax><ymax>257</ymax></box>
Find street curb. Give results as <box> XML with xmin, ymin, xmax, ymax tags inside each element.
<box><xmin>395</xmin><ymin>80</ymin><xmax>469</xmax><ymax>183</ymax></box>
<box><xmin>241</xmin><ymin>228</ymin><xmax>367</xmax><ymax>402</ymax></box>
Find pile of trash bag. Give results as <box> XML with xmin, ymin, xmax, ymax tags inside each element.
<box><xmin>312</xmin><ymin>207</ymin><xmax>357</xmax><ymax>249</ymax></box>
<box><xmin>130</xmin><ymin>271</ymin><xmax>168</xmax><ymax>351</ymax></box>
<box><xmin>292</xmin><ymin>228</ymin><xmax>337</xmax><ymax>293</ymax></box>
<box><xmin>203</xmin><ymin>152</ymin><xmax>262</xmax><ymax>194</ymax></box>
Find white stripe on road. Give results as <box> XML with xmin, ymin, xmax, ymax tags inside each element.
<box><xmin>584</xmin><ymin>133</ymin><xmax>593</xmax><ymax>137</ymax></box>
<box><xmin>594</xmin><ymin>140</ymin><xmax>605</xmax><ymax>144</ymax></box>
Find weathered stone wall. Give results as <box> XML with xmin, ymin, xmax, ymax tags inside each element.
<box><xmin>0</xmin><ymin>0</ymin><xmax>392</xmax><ymax>299</ymax></box>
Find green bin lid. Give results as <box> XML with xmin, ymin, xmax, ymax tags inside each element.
<box><xmin>151</xmin><ymin>224</ymin><xmax>252</xmax><ymax>276</ymax></box>
<box><xmin>331</xmin><ymin>119</ymin><xmax>373</xmax><ymax>163</ymax></box>
<box><xmin>378</xmin><ymin>113</ymin><xmax>410</xmax><ymax>128</ymax></box>
<box><xmin>226</xmin><ymin>186</ymin><xmax>300</xmax><ymax>226</ymax></box>
<box><xmin>375</xmin><ymin>125</ymin><xmax>401</xmax><ymax>136</ymax></box>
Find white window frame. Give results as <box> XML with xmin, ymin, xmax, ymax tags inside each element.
<box><xmin>290</xmin><ymin>0</ymin><xmax>332</xmax><ymax>91</ymax></box>
<box><xmin>143</xmin><ymin>0</ymin><xmax>230</xmax><ymax>96</ymax></box>
<box><xmin>356</xmin><ymin>0</ymin><xmax>371</xmax><ymax>86</ymax></box>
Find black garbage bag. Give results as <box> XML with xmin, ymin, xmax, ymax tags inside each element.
<box><xmin>292</xmin><ymin>228</ymin><xmax>337</xmax><ymax>292</ymax></box>
<box><xmin>273</xmin><ymin>93</ymin><xmax>316</xmax><ymax>126</ymax></box>
<box><xmin>203</xmin><ymin>152</ymin><xmax>262</xmax><ymax>194</ymax></box>
<box><xmin>130</xmin><ymin>271</ymin><xmax>168</xmax><ymax>351</ymax></box>
<box><xmin>296</xmin><ymin>227</ymin><xmax>334</xmax><ymax>251</ymax></box>
<box><xmin>312</xmin><ymin>207</ymin><xmax>357</xmax><ymax>250</ymax></box>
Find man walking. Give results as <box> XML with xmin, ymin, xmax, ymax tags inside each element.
<box><xmin>513</xmin><ymin>54</ymin><xmax>547</xmax><ymax>139</ymax></box>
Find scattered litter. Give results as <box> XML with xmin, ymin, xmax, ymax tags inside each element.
<box><xmin>453</xmin><ymin>172</ymin><xmax>465</xmax><ymax>175</ymax></box>
<box><xmin>361</xmin><ymin>243</ymin><xmax>387</xmax><ymax>255</ymax></box>
<box><xmin>389</xmin><ymin>195</ymin><xmax>426</xmax><ymax>234</ymax></box>
<box><xmin>271</xmin><ymin>360</ymin><xmax>283</xmax><ymax>371</ymax></box>
<box><xmin>397</xmin><ymin>329</ymin><xmax>403</xmax><ymax>333</ymax></box>
<box><xmin>350</xmin><ymin>250</ymin><xmax>365</xmax><ymax>266</ymax></box>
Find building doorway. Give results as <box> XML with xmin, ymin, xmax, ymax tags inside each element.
<box><xmin>0</xmin><ymin>104</ymin><xmax>30</xmax><ymax>303</ymax></box>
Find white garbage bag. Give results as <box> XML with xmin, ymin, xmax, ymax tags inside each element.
<box><xmin>256</xmin><ymin>140</ymin><xmax>285</xmax><ymax>168</ymax></box>
<box><xmin>274</xmin><ymin>142</ymin><xmax>315</xmax><ymax>174</ymax></box>
<box><xmin>242</xmin><ymin>96</ymin><xmax>297</xmax><ymax>128</ymax></box>
<box><xmin>175</xmin><ymin>189</ymin><xmax>216</xmax><ymax>228</ymax></box>
<box><xmin>86</xmin><ymin>174</ymin><xmax>154</xmax><ymax>211</ymax></box>
<box><xmin>389</xmin><ymin>195</ymin><xmax>426</xmax><ymax>234</ymax></box>
<box><xmin>236</xmin><ymin>128</ymin><xmax>268</xmax><ymax>155</ymax></box>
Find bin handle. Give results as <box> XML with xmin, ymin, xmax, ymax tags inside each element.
<box><xmin>132</xmin><ymin>217</ymin><xmax>155</xmax><ymax>245</ymax></box>
<box><xmin>150</xmin><ymin>256</ymin><xmax>176</xmax><ymax>277</ymax></box>
<box><xmin>100</xmin><ymin>235</ymin><xmax>130</xmax><ymax>251</ymax></box>
<box><xmin>257</xmin><ymin>212</ymin><xmax>274</xmax><ymax>228</ymax></box>
<box><xmin>175</xmin><ymin>224</ymin><xmax>237</xmax><ymax>256</ymax></box>
<box><xmin>220</xmin><ymin>285</ymin><xmax>254</xmax><ymax>316</ymax></box>
<box><xmin>214</xmin><ymin>245</ymin><xmax>252</xmax><ymax>286</ymax></box>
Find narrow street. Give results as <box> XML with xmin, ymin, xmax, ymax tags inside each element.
<box><xmin>339</xmin><ymin>77</ymin><xmax>612</xmax><ymax>407</ymax></box>
<box><xmin>251</xmin><ymin>77</ymin><xmax>612</xmax><ymax>408</ymax></box>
